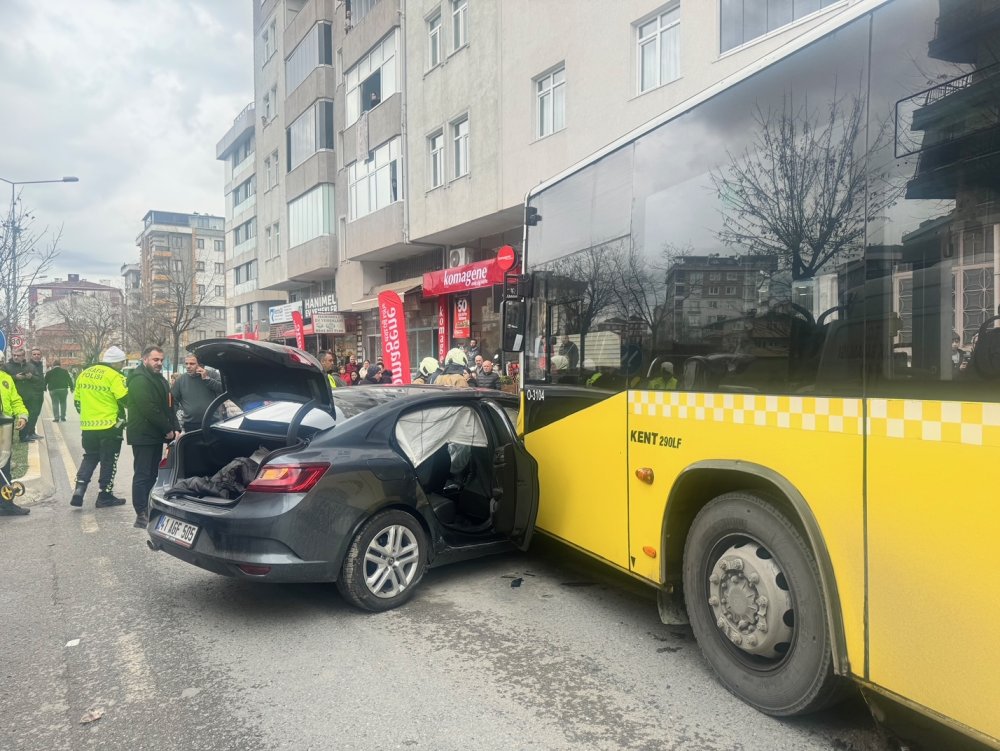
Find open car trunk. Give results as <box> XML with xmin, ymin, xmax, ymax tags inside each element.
<box><xmin>162</xmin><ymin>401</ymin><xmax>336</xmax><ymax>505</ymax></box>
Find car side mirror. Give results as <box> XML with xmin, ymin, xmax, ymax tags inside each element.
<box><xmin>502</xmin><ymin>299</ymin><xmax>526</xmax><ymax>352</ymax></box>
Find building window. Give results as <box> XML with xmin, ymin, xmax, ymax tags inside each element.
<box><xmin>637</xmin><ymin>5</ymin><xmax>680</xmax><ymax>94</ymax></box>
<box><xmin>261</xmin><ymin>18</ymin><xmax>277</xmax><ymax>62</ymax></box>
<box><xmin>287</xmin><ymin>100</ymin><xmax>334</xmax><ymax>172</ymax></box>
<box><xmin>429</xmin><ymin>131</ymin><xmax>444</xmax><ymax>189</ymax></box>
<box><xmin>215</xmin><ymin>262</ymin><xmax>224</xmax><ymax>274</ymax></box>
<box><xmin>452</xmin><ymin>0</ymin><xmax>468</xmax><ymax>51</ymax></box>
<box><xmin>348</xmin><ymin>136</ymin><xmax>402</xmax><ymax>220</ymax></box>
<box><xmin>215</xmin><ymin>285</ymin><xmax>225</xmax><ymax>297</ymax></box>
<box><xmin>708</xmin><ymin>286</ymin><xmax>720</xmax><ymax>295</ymax></box>
<box><xmin>170</xmin><ymin>235</ymin><xmax>182</xmax><ymax>248</ymax></box>
<box><xmin>262</xmin><ymin>84</ymin><xmax>277</xmax><ymax>122</ymax></box>
<box><xmin>172</xmin><ymin>260</ymin><xmax>183</xmax><ymax>271</ymax></box>
<box><xmin>727</xmin><ymin>271</ymin><xmax>739</xmax><ymax>280</ymax></box>
<box><xmin>288</xmin><ymin>184</ymin><xmax>335</xmax><ymax>247</ymax></box>
<box><xmin>721</xmin><ymin>0</ymin><xmax>840</xmax><ymax>52</ymax></box>
<box><xmin>233</xmin><ymin>175</ymin><xmax>256</xmax><ymax>206</ymax></box>
<box><xmin>286</xmin><ymin>22</ymin><xmax>333</xmax><ymax>94</ymax></box>
<box><xmin>265</xmin><ymin>222</ymin><xmax>281</xmax><ymax>259</ymax></box>
<box><xmin>428</xmin><ymin>13</ymin><xmax>442</xmax><ymax>68</ymax></box>
<box><xmin>196</xmin><ymin>261</ymin><xmax>206</xmax><ymax>272</ymax></box>
<box><xmin>196</xmin><ymin>238</ymin><xmax>205</xmax><ymax>249</ymax></box>
<box><xmin>232</xmin><ymin>136</ymin><xmax>254</xmax><ymax>169</ymax></box>
<box><xmin>535</xmin><ymin>65</ymin><xmax>566</xmax><ymax>138</ymax></box>
<box><xmin>197</xmin><ymin>285</ymin><xmax>206</xmax><ymax>296</ymax></box>
<box><xmin>725</xmin><ymin>286</ymin><xmax>737</xmax><ymax>295</ymax></box>
<box><xmin>234</xmin><ymin>218</ymin><xmax>256</xmax><ymax>246</ymax></box>
<box><xmin>264</xmin><ymin>149</ymin><xmax>279</xmax><ymax>190</ymax></box>
<box><xmin>345</xmin><ymin>30</ymin><xmax>398</xmax><ymax>127</ymax></box>
<box><xmin>215</xmin><ymin>240</ymin><xmax>224</xmax><ymax>252</ymax></box>
<box><xmin>452</xmin><ymin>116</ymin><xmax>469</xmax><ymax>178</ymax></box>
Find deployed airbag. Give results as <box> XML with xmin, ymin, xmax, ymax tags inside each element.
<box><xmin>395</xmin><ymin>405</ymin><xmax>488</xmax><ymax>467</ymax></box>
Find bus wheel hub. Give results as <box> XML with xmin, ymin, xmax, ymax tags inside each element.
<box><xmin>707</xmin><ymin>543</ymin><xmax>794</xmax><ymax>658</ymax></box>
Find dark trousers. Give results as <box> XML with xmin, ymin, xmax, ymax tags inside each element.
<box><xmin>76</xmin><ymin>428</ymin><xmax>123</xmax><ymax>492</ymax></box>
<box><xmin>20</xmin><ymin>394</ymin><xmax>44</xmax><ymax>439</ymax></box>
<box><xmin>50</xmin><ymin>389</ymin><xmax>69</xmax><ymax>420</ymax></box>
<box><xmin>131</xmin><ymin>444</ymin><xmax>163</xmax><ymax>516</ymax></box>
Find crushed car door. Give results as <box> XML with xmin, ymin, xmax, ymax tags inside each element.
<box><xmin>482</xmin><ymin>400</ymin><xmax>539</xmax><ymax>550</ymax></box>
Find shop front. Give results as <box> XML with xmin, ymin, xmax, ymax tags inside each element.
<box><xmin>268</xmin><ymin>298</ymin><xmax>360</xmax><ymax>360</ymax></box>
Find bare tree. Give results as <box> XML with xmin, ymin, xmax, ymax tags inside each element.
<box><xmin>711</xmin><ymin>90</ymin><xmax>900</xmax><ymax>281</ymax></box>
<box><xmin>50</xmin><ymin>293</ymin><xmax>124</xmax><ymax>365</ymax></box>
<box><xmin>124</xmin><ymin>304</ymin><xmax>170</xmax><ymax>358</ymax></box>
<box><xmin>1</xmin><ymin>194</ymin><xmax>61</xmax><ymax>339</ymax></box>
<box><xmin>611</xmin><ymin>243</ymin><xmax>691</xmax><ymax>349</ymax></box>
<box><xmin>149</xmin><ymin>264</ymin><xmax>224</xmax><ymax>369</ymax></box>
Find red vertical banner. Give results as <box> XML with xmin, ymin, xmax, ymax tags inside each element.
<box><xmin>452</xmin><ymin>294</ymin><xmax>471</xmax><ymax>339</ymax></box>
<box><xmin>378</xmin><ymin>290</ymin><xmax>411</xmax><ymax>385</ymax></box>
<box><xmin>290</xmin><ymin>310</ymin><xmax>307</xmax><ymax>350</ymax></box>
<box><xmin>437</xmin><ymin>297</ymin><xmax>449</xmax><ymax>362</ymax></box>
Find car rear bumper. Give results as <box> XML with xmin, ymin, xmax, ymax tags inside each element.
<box><xmin>147</xmin><ymin>491</ymin><xmax>345</xmax><ymax>582</ymax></box>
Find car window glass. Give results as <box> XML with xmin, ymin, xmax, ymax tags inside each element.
<box><xmin>394</xmin><ymin>405</ymin><xmax>488</xmax><ymax>467</ymax></box>
<box><xmin>482</xmin><ymin>400</ymin><xmax>517</xmax><ymax>443</ymax></box>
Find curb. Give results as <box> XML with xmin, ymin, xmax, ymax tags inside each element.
<box><xmin>18</xmin><ymin>416</ymin><xmax>55</xmax><ymax>507</ymax></box>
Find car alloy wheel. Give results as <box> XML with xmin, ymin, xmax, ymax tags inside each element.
<box><xmin>338</xmin><ymin>509</ymin><xmax>428</xmax><ymax>612</ymax></box>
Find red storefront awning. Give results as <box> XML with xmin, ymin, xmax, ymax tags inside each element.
<box><xmin>422</xmin><ymin>258</ymin><xmax>515</xmax><ymax>297</ymax></box>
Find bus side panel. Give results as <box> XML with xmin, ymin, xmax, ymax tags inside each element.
<box><xmin>867</xmin><ymin>399</ymin><xmax>1000</xmax><ymax>743</ymax></box>
<box><xmin>626</xmin><ymin>391</ymin><xmax>866</xmax><ymax>674</ymax></box>
<box><xmin>524</xmin><ymin>392</ymin><xmax>630</xmax><ymax>570</ymax></box>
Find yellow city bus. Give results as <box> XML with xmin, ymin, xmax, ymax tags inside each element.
<box><xmin>505</xmin><ymin>0</ymin><xmax>1000</xmax><ymax>747</ymax></box>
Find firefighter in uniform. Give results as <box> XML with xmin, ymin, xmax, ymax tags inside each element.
<box><xmin>70</xmin><ymin>346</ymin><xmax>129</xmax><ymax>508</ymax></box>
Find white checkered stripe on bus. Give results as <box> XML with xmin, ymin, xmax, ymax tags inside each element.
<box><xmin>628</xmin><ymin>392</ymin><xmax>1000</xmax><ymax>447</ymax></box>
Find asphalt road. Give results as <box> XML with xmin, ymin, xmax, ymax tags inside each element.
<box><xmin>1</xmin><ymin>405</ymin><xmax>891</xmax><ymax>751</ymax></box>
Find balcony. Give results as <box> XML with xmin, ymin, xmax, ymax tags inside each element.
<box><xmin>231</xmin><ymin>237</ymin><xmax>257</xmax><ymax>259</ymax></box>
<box><xmin>232</xmin><ymin>152</ymin><xmax>255</xmax><ymax>182</ymax></box>
<box><xmin>233</xmin><ymin>193</ymin><xmax>256</xmax><ymax>219</ymax></box>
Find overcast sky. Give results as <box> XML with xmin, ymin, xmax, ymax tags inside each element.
<box><xmin>0</xmin><ymin>0</ymin><xmax>253</xmax><ymax>285</ymax></box>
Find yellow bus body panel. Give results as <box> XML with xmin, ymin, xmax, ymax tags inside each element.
<box><xmin>626</xmin><ymin>390</ymin><xmax>866</xmax><ymax>670</ymax></box>
<box><xmin>866</xmin><ymin>399</ymin><xmax>1000</xmax><ymax>741</ymax></box>
<box><xmin>525</xmin><ymin>394</ymin><xmax>630</xmax><ymax>570</ymax></box>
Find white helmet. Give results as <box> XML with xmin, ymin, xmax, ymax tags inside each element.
<box><xmin>419</xmin><ymin>357</ymin><xmax>440</xmax><ymax>377</ymax></box>
<box><xmin>444</xmin><ymin>348</ymin><xmax>468</xmax><ymax>367</ymax></box>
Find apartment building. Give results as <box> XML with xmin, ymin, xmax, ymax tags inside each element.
<box><xmin>135</xmin><ymin>210</ymin><xmax>227</xmax><ymax>353</ymax></box>
<box><xmin>244</xmin><ymin>0</ymin><xmax>857</xmax><ymax>363</ymax></box>
<box><xmin>217</xmin><ymin>102</ymin><xmax>287</xmax><ymax>339</ymax></box>
<box><xmin>28</xmin><ymin>275</ymin><xmax>124</xmax><ymax>366</ymax></box>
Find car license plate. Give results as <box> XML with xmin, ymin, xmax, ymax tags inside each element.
<box><xmin>154</xmin><ymin>514</ymin><xmax>199</xmax><ymax>548</ymax></box>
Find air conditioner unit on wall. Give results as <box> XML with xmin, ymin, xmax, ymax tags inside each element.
<box><xmin>447</xmin><ymin>247</ymin><xmax>471</xmax><ymax>268</ymax></box>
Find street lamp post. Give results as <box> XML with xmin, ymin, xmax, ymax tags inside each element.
<box><xmin>0</xmin><ymin>175</ymin><xmax>79</xmax><ymax>350</ymax></box>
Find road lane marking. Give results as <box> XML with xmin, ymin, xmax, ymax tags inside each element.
<box><xmin>81</xmin><ymin>515</ymin><xmax>100</xmax><ymax>534</ymax></box>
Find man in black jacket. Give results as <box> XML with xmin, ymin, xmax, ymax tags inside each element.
<box><xmin>126</xmin><ymin>346</ymin><xmax>178</xmax><ymax>529</ymax></box>
<box><xmin>5</xmin><ymin>348</ymin><xmax>45</xmax><ymax>441</ymax></box>
<box><xmin>45</xmin><ymin>358</ymin><xmax>74</xmax><ymax>422</ymax></box>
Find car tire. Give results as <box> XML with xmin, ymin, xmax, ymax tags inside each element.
<box><xmin>682</xmin><ymin>491</ymin><xmax>843</xmax><ymax>717</ymax></box>
<box><xmin>337</xmin><ymin>509</ymin><xmax>428</xmax><ymax>612</ymax></box>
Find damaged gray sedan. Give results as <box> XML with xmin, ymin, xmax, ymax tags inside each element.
<box><xmin>147</xmin><ymin>339</ymin><xmax>538</xmax><ymax>611</ymax></box>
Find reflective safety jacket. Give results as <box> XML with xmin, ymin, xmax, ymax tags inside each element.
<box><xmin>74</xmin><ymin>364</ymin><xmax>128</xmax><ymax>431</ymax></box>
<box><xmin>0</xmin><ymin>371</ymin><xmax>28</xmax><ymax>420</ymax></box>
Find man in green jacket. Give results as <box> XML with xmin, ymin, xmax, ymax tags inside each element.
<box><xmin>127</xmin><ymin>346</ymin><xmax>177</xmax><ymax>529</ymax></box>
<box><xmin>0</xmin><ymin>367</ymin><xmax>30</xmax><ymax>516</ymax></box>
<box><xmin>71</xmin><ymin>347</ymin><xmax>129</xmax><ymax>508</ymax></box>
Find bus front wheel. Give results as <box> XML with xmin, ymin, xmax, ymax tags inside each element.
<box><xmin>682</xmin><ymin>491</ymin><xmax>843</xmax><ymax>717</ymax></box>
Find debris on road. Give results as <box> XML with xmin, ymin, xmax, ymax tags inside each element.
<box><xmin>79</xmin><ymin>708</ymin><xmax>104</xmax><ymax>725</ymax></box>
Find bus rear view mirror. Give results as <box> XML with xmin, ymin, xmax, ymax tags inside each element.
<box><xmin>502</xmin><ymin>299</ymin><xmax>526</xmax><ymax>352</ymax></box>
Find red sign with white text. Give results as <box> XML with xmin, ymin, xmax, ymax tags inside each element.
<box><xmin>378</xmin><ymin>290</ymin><xmax>411</xmax><ymax>385</ymax></box>
<box><xmin>437</xmin><ymin>297</ymin><xmax>448</xmax><ymax>362</ymax></box>
<box><xmin>290</xmin><ymin>310</ymin><xmax>307</xmax><ymax>350</ymax></box>
<box><xmin>496</xmin><ymin>244</ymin><xmax>516</xmax><ymax>271</ymax></box>
<box><xmin>452</xmin><ymin>295</ymin><xmax>471</xmax><ymax>339</ymax></box>
<box><xmin>423</xmin><ymin>258</ymin><xmax>513</xmax><ymax>297</ymax></box>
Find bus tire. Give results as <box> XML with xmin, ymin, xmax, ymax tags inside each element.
<box><xmin>682</xmin><ymin>490</ymin><xmax>843</xmax><ymax>716</ymax></box>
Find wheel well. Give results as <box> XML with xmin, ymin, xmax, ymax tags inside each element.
<box><xmin>662</xmin><ymin>469</ymin><xmax>805</xmax><ymax>581</ymax></box>
<box><xmin>660</xmin><ymin>463</ymin><xmax>849</xmax><ymax>676</ymax></box>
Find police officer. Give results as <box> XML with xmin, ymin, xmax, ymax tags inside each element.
<box><xmin>70</xmin><ymin>346</ymin><xmax>129</xmax><ymax>508</ymax></box>
<box><xmin>0</xmin><ymin>367</ymin><xmax>30</xmax><ymax>516</ymax></box>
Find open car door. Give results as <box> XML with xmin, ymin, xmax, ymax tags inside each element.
<box><xmin>483</xmin><ymin>401</ymin><xmax>539</xmax><ymax>550</ymax></box>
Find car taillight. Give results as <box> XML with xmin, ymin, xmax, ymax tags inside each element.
<box><xmin>159</xmin><ymin>446</ymin><xmax>172</xmax><ymax>469</ymax></box>
<box><xmin>245</xmin><ymin>463</ymin><xmax>330</xmax><ymax>493</ymax></box>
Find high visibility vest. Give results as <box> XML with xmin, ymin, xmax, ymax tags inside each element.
<box><xmin>75</xmin><ymin>364</ymin><xmax>128</xmax><ymax>430</ymax></box>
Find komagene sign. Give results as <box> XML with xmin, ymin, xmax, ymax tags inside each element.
<box><xmin>422</xmin><ymin>258</ymin><xmax>509</xmax><ymax>297</ymax></box>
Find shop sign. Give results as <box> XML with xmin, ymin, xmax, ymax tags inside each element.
<box><xmin>303</xmin><ymin>293</ymin><xmax>338</xmax><ymax>314</ymax></box>
<box><xmin>291</xmin><ymin>310</ymin><xmax>307</xmax><ymax>350</ymax></box>
<box><xmin>423</xmin><ymin>258</ymin><xmax>512</xmax><ymax>297</ymax></box>
<box><xmin>378</xmin><ymin>291</ymin><xmax>411</xmax><ymax>385</ymax></box>
<box><xmin>312</xmin><ymin>311</ymin><xmax>346</xmax><ymax>334</ymax></box>
<box><xmin>268</xmin><ymin>301</ymin><xmax>303</xmax><ymax>324</ymax></box>
<box><xmin>437</xmin><ymin>298</ymin><xmax>448</xmax><ymax>362</ymax></box>
<box><xmin>452</xmin><ymin>295</ymin><xmax>471</xmax><ymax>339</ymax></box>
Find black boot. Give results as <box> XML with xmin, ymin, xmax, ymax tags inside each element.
<box><xmin>70</xmin><ymin>481</ymin><xmax>88</xmax><ymax>507</ymax></box>
<box><xmin>0</xmin><ymin>499</ymin><xmax>30</xmax><ymax>516</ymax></box>
<box><xmin>95</xmin><ymin>490</ymin><xmax>127</xmax><ymax>508</ymax></box>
